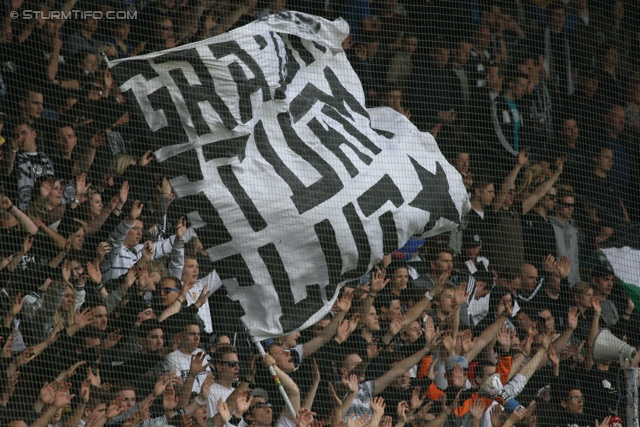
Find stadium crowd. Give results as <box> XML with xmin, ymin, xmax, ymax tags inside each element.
<box><xmin>0</xmin><ymin>0</ymin><xmax>640</xmax><ymax>426</ymax></box>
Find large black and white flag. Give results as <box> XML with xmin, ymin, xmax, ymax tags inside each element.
<box><xmin>108</xmin><ymin>12</ymin><xmax>470</xmax><ymax>340</ymax></box>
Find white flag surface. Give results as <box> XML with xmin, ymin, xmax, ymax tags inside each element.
<box><xmin>602</xmin><ymin>247</ymin><xmax>640</xmax><ymax>288</ymax></box>
<box><xmin>108</xmin><ymin>12</ymin><xmax>470</xmax><ymax>340</ymax></box>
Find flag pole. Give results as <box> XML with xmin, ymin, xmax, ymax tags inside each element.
<box><xmin>254</xmin><ymin>341</ymin><xmax>296</xmax><ymax>419</ymax></box>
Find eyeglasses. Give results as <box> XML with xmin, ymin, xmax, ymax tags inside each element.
<box><xmin>252</xmin><ymin>402</ymin><xmax>272</xmax><ymax>409</ymax></box>
<box><xmin>222</xmin><ymin>360</ymin><xmax>240</xmax><ymax>368</ymax></box>
<box><xmin>546</xmin><ymin>195</ymin><xmax>557</xmax><ymax>200</ymax></box>
<box><xmin>160</xmin><ymin>287</ymin><xmax>180</xmax><ymax>294</ymax></box>
<box><xmin>568</xmin><ymin>396</ymin><xmax>584</xmax><ymax>402</ymax></box>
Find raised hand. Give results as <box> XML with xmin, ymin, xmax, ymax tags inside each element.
<box><xmin>195</xmin><ymin>289</ymin><xmax>211</xmax><ymax>308</ymax></box>
<box><xmin>130</xmin><ymin>200</ymin><xmax>143</xmax><ymax>221</ymax></box>
<box><xmin>217</xmin><ymin>397</ymin><xmax>231</xmax><ymax>423</ymax></box>
<box><xmin>86</xmin><ymin>262</ymin><xmax>102</xmax><ymax>285</ymax></box>
<box><xmin>567</xmin><ymin>306</ymin><xmax>579</xmax><ymax>330</ymax></box>
<box><xmin>139</xmin><ymin>150</ymin><xmax>154</xmax><ymax>166</ymax></box>
<box><xmin>410</xmin><ymin>387</ymin><xmax>425</xmax><ymax>410</ymax></box>
<box><xmin>469</xmin><ymin>399</ymin><xmax>484</xmax><ymax>421</ymax></box>
<box><xmin>342</xmin><ymin>374</ymin><xmax>359</xmax><ymax>393</ymax></box>
<box><xmin>175</xmin><ymin>216</ymin><xmax>187</xmax><ymax>241</ymax></box>
<box><xmin>189</xmin><ymin>351</ymin><xmax>207</xmax><ymax>375</ymax></box>
<box><xmin>200</xmin><ymin>372</ymin><xmax>214</xmax><ymax>398</ymax></box>
<box><xmin>154</xmin><ymin>372</ymin><xmax>174</xmax><ymax>397</ymax></box>
<box><xmin>397</xmin><ymin>401</ymin><xmax>409</xmax><ymax>423</ymax></box>
<box><xmin>75</xmin><ymin>173</ymin><xmax>92</xmax><ymax>204</ymax></box>
<box><xmin>592</xmin><ymin>298</ymin><xmax>602</xmax><ymax>315</ymax></box>
<box><xmin>39</xmin><ymin>381</ymin><xmax>56</xmax><ymax>405</ymax></box>
<box><xmin>370</xmin><ymin>396</ymin><xmax>386</xmax><ymax>417</ymax></box>
<box><xmin>100</xmin><ymin>330</ymin><xmax>122</xmax><ymax>349</ymax></box>
<box><xmin>87</xmin><ymin>366</ymin><xmax>101</xmax><ymax>387</ymax></box>
<box><xmin>119</xmin><ymin>181</ymin><xmax>130</xmax><ymax>205</ymax></box>
<box><xmin>57</xmin><ymin>361</ymin><xmax>86</xmax><ymax>381</ymax></box>
<box><xmin>335</xmin><ymin>287</ymin><xmax>354</xmax><ymax>313</ymax></box>
<box><xmin>370</xmin><ymin>268</ymin><xmax>389</xmax><ymax>293</ymax></box>
<box><xmin>122</xmin><ymin>265</ymin><xmax>139</xmax><ymax>289</ymax></box>
<box><xmin>557</xmin><ymin>255</ymin><xmax>571</xmax><ymax>278</ymax></box>
<box><xmin>235</xmin><ymin>388</ymin><xmax>253</xmax><ymax>415</ymax></box>
<box><xmin>460</xmin><ymin>329</ymin><xmax>476</xmax><ymax>354</ymax></box>
<box><xmin>9</xmin><ymin>293</ymin><xmax>23</xmax><ymax>316</ymax></box>
<box><xmin>95</xmin><ymin>242</ymin><xmax>111</xmax><ymax>264</ymax></box>
<box><xmin>14</xmin><ymin>346</ymin><xmax>36</xmax><ymax>366</ymax></box>
<box><xmin>74</xmin><ymin>308</ymin><xmax>96</xmax><ymax>330</ymax></box>
<box><xmin>61</xmin><ymin>260</ymin><xmax>71</xmax><ymax>283</ymax></box>
<box><xmin>141</xmin><ymin>241</ymin><xmax>154</xmax><ymax>260</ymax></box>
<box><xmin>296</xmin><ymin>407</ymin><xmax>316</xmax><ymax>427</ymax></box>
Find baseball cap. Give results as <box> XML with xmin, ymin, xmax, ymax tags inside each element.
<box><xmin>445</xmin><ymin>355</ymin><xmax>469</xmax><ymax>371</ymax></box>
<box><xmin>463</xmin><ymin>233</ymin><xmax>483</xmax><ymax>249</ymax></box>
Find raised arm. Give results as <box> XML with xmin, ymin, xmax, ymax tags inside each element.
<box><xmin>493</xmin><ymin>150</ymin><xmax>528</xmax><ymax>212</ymax></box>
<box><xmin>302</xmin><ymin>288</ymin><xmax>352</xmax><ymax>358</ymax></box>
<box><xmin>585</xmin><ymin>300</ymin><xmax>602</xmax><ymax>371</ymax></box>
<box><xmin>374</xmin><ymin>333</ymin><xmax>441</xmax><ymax>394</ymax></box>
<box><xmin>521</xmin><ymin>157</ymin><xmax>565</xmax><ymax>215</ymax></box>
<box><xmin>1</xmin><ymin>197</ymin><xmax>38</xmax><ymax>234</ymax></box>
<box><xmin>463</xmin><ymin>315</ymin><xmax>507</xmax><ymax>362</ymax></box>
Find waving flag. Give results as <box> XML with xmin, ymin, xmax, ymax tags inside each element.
<box><xmin>108</xmin><ymin>12</ymin><xmax>470</xmax><ymax>340</ymax></box>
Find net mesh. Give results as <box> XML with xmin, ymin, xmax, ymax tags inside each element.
<box><xmin>0</xmin><ymin>0</ymin><xmax>638</xmax><ymax>426</ymax></box>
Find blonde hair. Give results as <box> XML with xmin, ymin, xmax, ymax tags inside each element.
<box><xmin>110</xmin><ymin>154</ymin><xmax>137</xmax><ymax>177</ymax></box>
<box><xmin>53</xmin><ymin>284</ymin><xmax>76</xmax><ymax>328</ymax></box>
<box><xmin>146</xmin><ymin>260</ymin><xmax>167</xmax><ymax>277</ymax></box>
<box><xmin>516</xmin><ymin>164</ymin><xmax>544</xmax><ymax>197</ymax></box>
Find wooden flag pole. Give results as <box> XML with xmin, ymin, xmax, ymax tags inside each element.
<box><xmin>254</xmin><ymin>341</ymin><xmax>296</xmax><ymax>419</ymax></box>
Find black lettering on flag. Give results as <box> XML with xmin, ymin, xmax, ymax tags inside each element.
<box><xmin>407</xmin><ymin>158</ymin><xmax>459</xmax><ymax>228</ymax></box>
<box><xmin>307</xmin><ymin>116</ymin><xmax>372</xmax><ymax>178</ymax></box>
<box><xmin>289</xmin><ymin>67</ymin><xmax>370</xmax><ymax>124</ymax></box>
<box><xmin>379</xmin><ymin>211</ymin><xmax>399</xmax><ymax>255</ymax></box>
<box><xmin>218</xmin><ymin>164</ymin><xmax>268</xmax><ymax>232</ymax></box>
<box><xmin>287</xmin><ymin>35</ymin><xmax>315</xmax><ymax>66</ymax></box>
<box><xmin>207</xmin><ymin>41</ymin><xmax>272</xmax><ymax>115</ymax></box>
<box><xmin>313</xmin><ymin>219</ymin><xmax>344</xmax><ymax>294</ymax></box>
<box><xmin>256</xmin><ymin>118</ymin><xmax>344</xmax><ymax>214</ymax></box>
<box><xmin>357</xmin><ymin>175</ymin><xmax>405</xmax><ymax>217</ymax></box>
<box><xmin>172</xmin><ymin>192</ymin><xmax>232</xmax><ymax>248</ymax></box>
<box><xmin>164</xmin><ymin>53</ymin><xmax>238</xmax><ymax>132</ymax></box>
<box><xmin>202</xmin><ymin>134</ymin><xmax>250</xmax><ymax>163</ymax></box>
<box><xmin>254</xmin><ymin>35</ymin><xmax>268</xmax><ymax>49</ymax></box>
<box><xmin>320</xmin><ymin>105</ymin><xmax>381</xmax><ymax>155</ymax></box>
<box><xmin>341</xmin><ymin>203</ymin><xmax>371</xmax><ymax>280</ymax></box>
<box><xmin>356</xmin><ymin>175</ymin><xmax>404</xmax><ymax>254</ymax></box>
<box><xmin>210</xmin><ymin>253</ymin><xmax>255</xmax><ymax>288</ymax></box>
<box><xmin>258</xmin><ymin>243</ymin><xmax>326</xmax><ymax>331</ymax></box>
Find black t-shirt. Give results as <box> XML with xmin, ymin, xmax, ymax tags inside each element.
<box><xmin>577</xmin><ymin>174</ymin><xmax>625</xmax><ymax>223</ymax></box>
<box><xmin>523</xmin><ymin>210</ymin><xmax>557</xmax><ymax>269</ymax></box>
<box><xmin>570</xmin><ymin>368</ymin><xmax>621</xmax><ymax>420</ymax></box>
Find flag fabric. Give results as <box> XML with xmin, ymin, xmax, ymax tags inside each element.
<box><xmin>601</xmin><ymin>247</ymin><xmax>640</xmax><ymax>310</ymax></box>
<box><xmin>108</xmin><ymin>12</ymin><xmax>470</xmax><ymax>341</ymax></box>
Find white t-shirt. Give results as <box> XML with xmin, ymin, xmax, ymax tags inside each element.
<box><xmin>185</xmin><ymin>270</ymin><xmax>223</xmax><ymax>334</ymax></box>
<box><xmin>164</xmin><ymin>349</ymin><xmax>210</xmax><ymax>392</ymax></box>
<box><xmin>206</xmin><ymin>382</ymin><xmax>234</xmax><ymax>419</ymax></box>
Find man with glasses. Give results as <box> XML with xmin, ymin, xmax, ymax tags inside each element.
<box><xmin>206</xmin><ymin>344</ymin><xmax>244</xmax><ymax>422</ymax></box>
<box><xmin>549</xmin><ymin>191</ymin><xmax>581</xmax><ymax>286</ymax></box>
<box><xmin>554</xmin><ymin>385</ymin><xmax>596</xmax><ymax>427</ymax></box>
<box><xmin>240</xmin><ymin>389</ymin><xmax>272</xmax><ymax>427</ymax></box>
